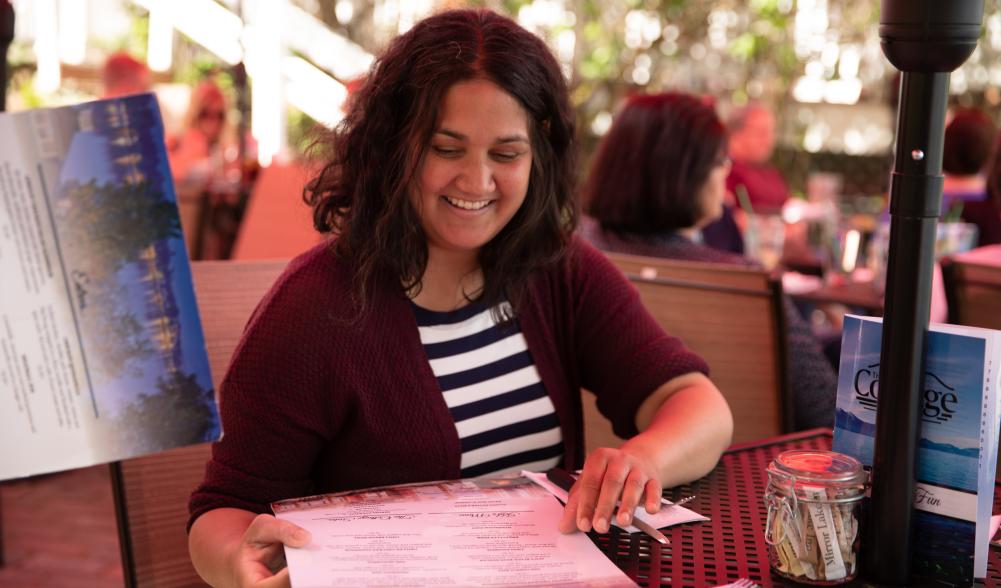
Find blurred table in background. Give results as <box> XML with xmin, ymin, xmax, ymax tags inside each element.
<box><xmin>231</xmin><ymin>161</ymin><xmax>324</xmax><ymax>260</ymax></box>
<box><xmin>942</xmin><ymin>245</ymin><xmax>1001</xmax><ymax>329</ymax></box>
<box><xmin>783</xmin><ymin>272</ymin><xmax>884</xmax><ymax>314</ymax></box>
<box><xmin>954</xmin><ymin>244</ymin><xmax>1001</xmax><ymax>266</ymax></box>
<box><xmin>768</xmin><ymin>212</ymin><xmax>974</xmax><ymax>325</ymax></box>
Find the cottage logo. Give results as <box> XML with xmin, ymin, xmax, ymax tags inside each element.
<box><xmin>853</xmin><ymin>363</ymin><xmax>880</xmax><ymax>411</ymax></box>
<box><xmin>921</xmin><ymin>373</ymin><xmax>958</xmax><ymax>423</ymax></box>
<box><xmin>852</xmin><ymin>364</ymin><xmax>958</xmax><ymax>424</ymax></box>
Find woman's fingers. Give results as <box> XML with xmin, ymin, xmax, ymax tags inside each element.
<box><xmin>236</xmin><ymin>514</ymin><xmax>311</xmax><ymax>587</ymax></box>
<box><xmin>643</xmin><ymin>478</ymin><xmax>663</xmax><ymax>514</ymax></box>
<box><xmin>255</xmin><ymin>567</ymin><xmax>292</xmax><ymax>588</ymax></box>
<box><xmin>615</xmin><ymin>470</ymin><xmax>649</xmax><ymax>526</ymax></box>
<box><xmin>245</xmin><ymin>514</ymin><xmax>311</xmax><ymax>548</ymax></box>
<box><xmin>571</xmin><ymin>466</ymin><xmax>604</xmax><ymax>532</ymax></box>
<box><xmin>591</xmin><ymin>461</ymin><xmax>629</xmax><ymax>532</ymax></box>
<box><xmin>558</xmin><ymin>483</ymin><xmax>582</xmax><ymax>533</ymax></box>
<box><xmin>562</xmin><ymin>448</ymin><xmax>660</xmax><ymax>534</ymax></box>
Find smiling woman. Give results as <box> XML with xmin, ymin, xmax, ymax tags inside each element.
<box><xmin>186</xmin><ymin>9</ymin><xmax>733</xmax><ymax>588</ymax></box>
<box><xmin>303</xmin><ymin>9</ymin><xmax>578</xmax><ymax>321</ymax></box>
<box><xmin>410</xmin><ymin>78</ymin><xmax>533</xmax><ymax>310</ymax></box>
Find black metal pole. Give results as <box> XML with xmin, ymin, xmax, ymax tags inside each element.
<box><xmin>865</xmin><ymin>1</ymin><xmax>983</xmax><ymax>584</ymax></box>
<box><xmin>228</xmin><ymin>0</ymin><xmax>250</xmax><ymax>260</ymax></box>
<box><xmin>109</xmin><ymin>462</ymin><xmax>138</xmax><ymax>588</ymax></box>
<box><xmin>866</xmin><ymin>70</ymin><xmax>948</xmax><ymax>584</ymax></box>
<box><xmin>234</xmin><ymin>0</ymin><xmax>249</xmax><ymax>170</ymax></box>
<box><xmin>0</xmin><ymin>0</ymin><xmax>14</xmax><ymax>113</ymax></box>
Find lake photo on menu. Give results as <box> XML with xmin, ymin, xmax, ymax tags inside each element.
<box><xmin>833</xmin><ymin>427</ymin><xmax>977</xmax><ymax>490</ymax></box>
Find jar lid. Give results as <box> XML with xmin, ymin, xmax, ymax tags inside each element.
<box><xmin>768</xmin><ymin>449</ymin><xmax>865</xmax><ymax>487</ymax></box>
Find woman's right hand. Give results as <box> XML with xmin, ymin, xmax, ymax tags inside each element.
<box><xmin>227</xmin><ymin>513</ymin><xmax>311</xmax><ymax>588</ymax></box>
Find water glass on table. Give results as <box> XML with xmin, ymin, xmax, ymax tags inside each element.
<box><xmin>824</xmin><ymin>221</ymin><xmax>866</xmax><ymax>286</ymax></box>
<box><xmin>936</xmin><ymin>221</ymin><xmax>978</xmax><ymax>258</ymax></box>
<box><xmin>745</xmin><ymin>214</ymin><xmax>786</xmax><ymax>271</ymax></box>
<box><xmin>867</xmin><ymin>221</ymin><xmax>979</xmax><ymax>293</ymax></box>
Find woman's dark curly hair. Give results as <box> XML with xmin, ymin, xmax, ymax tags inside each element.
<box><xmin>583</xmin><ymin>92</ymin><xmax>726</xmax><ymax>234</ymax></box>
<box><xmin>304</xmin><ymin>9</ymin><xmax>577</xmax><ymax>318</ymax></box>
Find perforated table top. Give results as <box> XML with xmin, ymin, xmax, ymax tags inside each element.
<box><xmin>591</xmin><ymin>429</ymin><xmax>1001</xmax><ymax>587</ymax></box>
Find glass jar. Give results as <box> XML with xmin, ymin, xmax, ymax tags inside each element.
<box><xmin>764</xmin><ymin>450</ymin><xmax>866</xmax><ymax>585</ymax></box>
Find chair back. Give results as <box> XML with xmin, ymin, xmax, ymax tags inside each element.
<box><xmin>111</xmin><ymin>260</ymin><xmax>288</xmax><ymax>588</ymax></box>
<box><xmin>605</xmin><ymin>251</ymin><xmax>768</xmax><ymax>290</ymax></box>
<box><xmin>583</xmin><ymin>253</ymin><xmax>791</xmax><ymax>451</ymax></box>
<box><xmin>941</xmin><ymin>255</ymin><xmax>1001</xmax><ymax>330</ymax></box>
<box><xmin>231</xmin><ymin>162</ymin><xmax>322</xmax><ymax>260</ymax></box>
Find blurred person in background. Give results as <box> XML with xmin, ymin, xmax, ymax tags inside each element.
<box><xmin>942</xmin><ymin>108</ymin><xmax>1001</xmax><ymax>246</ymax></box>
<box><xmin>101</xmin><ymin>51</ymin><xmax>151</xmax><ymax>98</ymax></box>
<box><xmin>167</xmin><ymin>79</ymin><xmax>255</xmax><ymax>259</ymax></box>
<box><xmin>579</xmin><ymin>91</ymin><xmax>836</xmax><ymax>430</ymax></box>
<box><xmin>724</xmin><ymin>102</ymin><xmax>789</xmax><ymax>213</ymax></box>
<box><xmin>968</xmin><ymin>132</ymin><xmax>1001</xmax><ymax>247</ymax></box>
<box><xmin>697</xmin><ymin>186</ymin><xmax>745</xmax><ymax>255</ymax></box>
<box><xmin>942</xmin><ymin>108</ymin><xmax>994</xmax><ymax>204</ymax></box>
<box><xmin>700</xmin><ymin>102</ymin><xmax>790</xmax><ymax>255</ymax></box>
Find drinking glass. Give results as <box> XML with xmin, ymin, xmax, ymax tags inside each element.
<box><xmin>935</xmin><ymin>222</ymin><xmax>978</xmax><ymax>258</ymax></box>
<box><xmin>746</xmin><ymin>214</ymin><xmax>786</xmax><ymax>271</ymax></box>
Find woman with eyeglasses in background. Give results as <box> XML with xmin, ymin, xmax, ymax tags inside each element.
<box><xmin>168</xmin><ymin>79</ymin><xmax>257</xmax><ymax>259</ymax></box>
<box><xmin>579</xmin><ymin>92</ymin><xmax>836</xmax><ymax>431</ymax></box>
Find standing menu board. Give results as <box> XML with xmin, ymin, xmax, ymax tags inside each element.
<box><xmin>0</xmin><ymin>94</ymin><xmax>219</xmax><ymax>480</ymax></box>
<box><xmin>834</xmin><ymin>314</ymin><xmax>1001</xmax><ymax>583</ymax></box>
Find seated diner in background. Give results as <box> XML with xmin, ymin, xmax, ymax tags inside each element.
<box><xmin>578</xmin><ymin>91</ymin><xmax>836</xmax><ymax>431</ymax></box>
<box><xmin>724</xmin><ymin>102</ymin><xmax>790</xmax><ymax>214</ymax></box>
<box><xmin>963</xmin><ymin>125</ymin><xmax>1001</xmax><ymax>247</ymax></box>
<box><xmin>941</xmin><ymin>107</ymin><xmax>1001</xmax><ymax>247</ymax></box>
<box><xmin>167</xmin><ymin>80</ymin><xmax>255</xmax><ymax>260</ymax></box>
<box><xmin>100</xmin><ymin>51</ymin><xmax>151</xmax><ymax>99</ymax></box>
<box><xmin>186</xmin><ymin>11</ymin><xmax>733</xmax><ymax>588</ymax></box>
<box><xmin>941</xmin><ymin>107</ymin><xmax>993</xmax><ymax>206</ymax></box>
<box><xmin>700</xmin><ymin>101</ymin><xmax>791</xmax><ymax>256</ymax></box>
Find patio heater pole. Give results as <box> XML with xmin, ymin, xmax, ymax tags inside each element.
<box><xmin>227</xmin><ymin>0</ymin><xmax>250</xmax><ymax>260</ymax></box>
<box><xmin>866</xmin><ymin>0</ymin><xmax>983</xmax><ymax>583</ymax></box>
<box><xmin>234</xmin><ymin>0</ymin><xmax>249</xmax><ymax>170</ymax></box>
<box><xmin>0</xmin><ymin>0</ymin><xmax>13</xmax><ymax>112</ymax></box>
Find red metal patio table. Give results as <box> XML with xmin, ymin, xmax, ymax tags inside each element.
<box><xmin>590</xmin><ymin>428</ymin><xmax>1001</xmax><ymax>587</ymax></box>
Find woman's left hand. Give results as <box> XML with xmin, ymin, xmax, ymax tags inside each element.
<box><xmin>557</xmin><ymin>444</ymin><xmax>662</xmax><ymax>534</ymax></box>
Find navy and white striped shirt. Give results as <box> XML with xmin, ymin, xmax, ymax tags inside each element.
<box><xmin>412</xmin><ymin>300</ymin><xmax>564</xmax><ymax>478</ymax></box>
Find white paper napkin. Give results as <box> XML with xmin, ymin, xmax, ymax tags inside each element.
<box><xmin>521</xmin><ymin>470</ymin><xmax>709</xmax><ymax>533</ymax></box>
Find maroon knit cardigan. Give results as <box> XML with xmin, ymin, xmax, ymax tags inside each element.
<box><xmin>188</xmin><ymin>238</ymin><xmax>708</xmax><ymax>528</ymax></box>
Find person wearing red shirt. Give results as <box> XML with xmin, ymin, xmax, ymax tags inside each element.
<box><xmin>701</xmin><ymin>103</ymin><xmax>790</xmax><ymax>255</ymax></box>
<box><xmin>725</xmin><ymin>103</ymin><xmax>790</xmax><ymax>213</ymax></box>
